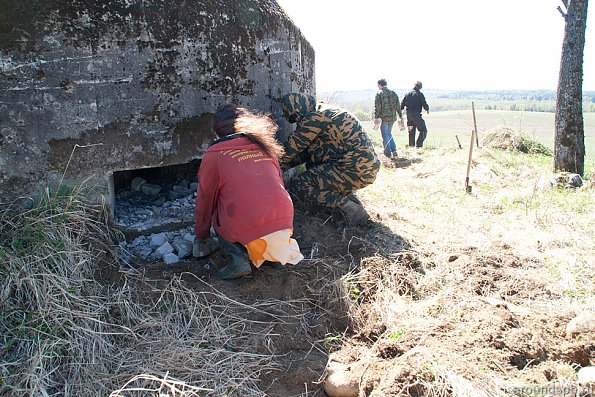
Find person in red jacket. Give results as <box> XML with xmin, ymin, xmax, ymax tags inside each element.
<box><xmin>194</xmin><ymin>103</ymin><xmax>303</xmax><ymax>279</ymax></box>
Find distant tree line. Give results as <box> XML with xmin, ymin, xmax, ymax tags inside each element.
<box><xmin>319</xmin><ymin>89</ymin><xmax>595</xmax><ymax>119</ymax></box>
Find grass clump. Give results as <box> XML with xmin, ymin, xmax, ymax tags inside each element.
<box><xmin>483</xmin><ymin>127</ymin><xmax>553</xmax><ymax>156</ymax></box>
<box><xmin>0</xmin><ymin>189</ymin><xmax>118</xmax><ymax>395</ymax></box>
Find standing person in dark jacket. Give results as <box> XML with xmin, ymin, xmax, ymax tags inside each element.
<box><xmin>401</xmin><ymin>81</ymin><xmax>430</xmax><ymax>148</ymax></box>
<box><xmin>374</xmin><ymin>78</ymin><xmax>404</xmax><ymax>159</ymax></box>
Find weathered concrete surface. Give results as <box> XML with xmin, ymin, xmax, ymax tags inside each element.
<box><xmin>0</xmin><ymin>0</ymin><xmax>314</xmax><ymax>204</ymax></box>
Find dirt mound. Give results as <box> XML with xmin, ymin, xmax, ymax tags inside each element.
<box><xmin>483</xmin><ymin>127</ymin><xmax>553</xmax><ymax>155</ymax></box>
<box><xmin>329</xmin><ymin>247</ymin><xmax>593</xmax><ymax>396</ymax></box>
<box><xmin>108</xmin><ymin>204</ymin><xmax>397</xmax><ymax>396</ymax></box>
<box><xmin>316</xmin><ymin>145</ymin><xmax>594</xmax><ymax>396</ymax></box>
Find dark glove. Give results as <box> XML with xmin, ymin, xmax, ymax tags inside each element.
<box><xmin>283</xmin><ymin>167</ymin><xmax>298</xmax><ymax>185</ymax></box>
<box><xmin>192</xmin><ymin>238</ymin><xmax>220</xmax><ymax>258</ymax></box>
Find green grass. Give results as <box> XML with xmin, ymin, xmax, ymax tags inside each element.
<box><xmin>363</xmin><ymin>110</ymin><xmax>595</xmax><ymax>174</ymax></box>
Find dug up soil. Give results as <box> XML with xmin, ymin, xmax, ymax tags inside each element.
<box><xmin>110</xmin><ymin>145</ymin><xmax>593</xmax><ymax>397</ymax></box>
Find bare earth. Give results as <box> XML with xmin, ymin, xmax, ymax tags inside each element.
<box><xmin>116</xmin><ymin>143</ymin><xmax>593</xmax><ymax>396</ymax></box>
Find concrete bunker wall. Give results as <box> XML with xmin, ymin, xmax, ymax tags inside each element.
<box><xmin>0</xmin><ymin>0</ymin><xmax>314</xmax><ymax>207</ymax></box>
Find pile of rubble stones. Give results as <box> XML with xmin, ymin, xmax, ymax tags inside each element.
<box><xmin>119</xmin><ymin>227</ymin><xmax>198</xmax><ymax>266</ymax></box>
<box><xmin>114</xmin><ymin>176</ymin><xmax>198</xmax><ymax>232</ymax></box>
<box><xmin>115</xmin><ymin>176</ymin><xmax>207</xmax><ymax>265</ymax></box>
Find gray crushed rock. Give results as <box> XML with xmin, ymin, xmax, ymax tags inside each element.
<box><xmin>119</xmin><ymin>228</ymin><xmax>197</xmax><ymax>265</ymax></box>
<box><xmin>115</xmin><ymin>177</ymin><xmax>196</xmax><ymax>232</ymax></box>
<box><xmin>115</xmin><ymin>177</ymin><xmax>202</xmax><ymax>265</ymax></box>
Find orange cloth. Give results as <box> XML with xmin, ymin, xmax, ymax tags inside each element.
<box><xmin>245</xmin><ymin>229</ymin><xmax>304</xmax><ymax>268</ymax></box>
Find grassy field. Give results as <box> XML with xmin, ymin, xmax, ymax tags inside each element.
<box><xmin>363</xmin><ymin>110</ymin><xmax>595</xmax><ymax>175</ymax></box>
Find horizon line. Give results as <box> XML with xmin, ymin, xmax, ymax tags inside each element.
<box><xmin>317</xmin><ymin>87</ymin><xmax>595</xmax><ymax>93</ymax></box>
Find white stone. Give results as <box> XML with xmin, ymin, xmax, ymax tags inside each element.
<box><xmin>149</xmin><ymin>233</ymin><xmax>167</xmax><ymax>248</ymax></box>
<box><xmin>578</xmin><ymin>367</ymin><xmax>595</xmax><ymax>385</ymax></box>
<box><xmin>566</xmin><ymin>312</ymin><xmax>595</xmax><ymax>338</ymax></box>
<box><xmin>131</xmin><ymin>236</ymin><xmax>146</xmax><ymax>246</ymax></box>
<box><xmin>142</xmin><ymin>183</ymin><xmax>162</xmax><ymax>195</ymax></box>
<box><xmin>183</xmin><ymin>233</ymin><xmax>195</xmax><ymax>242</ymax></box>
<box><xmin>550</xmin><ymin>172</ymin><xmax>584</xmax><ymax>188</ymax></box>
<box><xmin>163</xmin><ymin>253</ymin><xmax>179</xmax><ymax>265</ymax></box>
<box><xmin>172</xmin><ymin>238</ymin><xmax>192</xmax><ymax>259</ymax></box>
<box><xmin>173</xmin><ymin>184</ymin><xmax>187</xmax><ymax>193</ymax></box>
<box><xmin>153</xmin><ymin>196</ymin><xmax>166</xmax><ymax>206</ymax></box>
<box><xmin>155</xmin><ymin>242</ymin><xmax>174</xmax><ymax>257</ymax></box>
<box><xmin>324</xmin><ymin>355</ymin><xmax>367</xmax><ymax>397</ymax></box>
<box><xmin>567</xmin><ymin>173</ymin><xmax>583</xmax><ymax>188</ymax></box>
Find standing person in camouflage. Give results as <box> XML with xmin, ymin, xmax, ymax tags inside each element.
<box><xmin>279</xmin><ymin>93</ymin><xmax>380</xmax><ymax>226</ymax></box>
<box><xmin>401</xmin><ymin>81</ymin><xmax>430</xmax><ymax>148</ymax></box>
<box><xmin>374</xmin><ymin>78</ymin><xmax>404</xmax><ymax>159</ymax></box>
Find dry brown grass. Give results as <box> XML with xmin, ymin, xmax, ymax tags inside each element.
<box><xmin>109</xmin><ymin>374</ymin><xmax>211</xmax><ymax>397</ymax></box>
<box><xmin>0</xmin><ymin>189</ymin><xmax>310</xmax><ymax>396</ymax></box>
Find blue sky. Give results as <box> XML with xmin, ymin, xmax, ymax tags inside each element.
<box><xmin>276</xmin><ymin>0</ymin><xmax>595</xmax><ymax>92</ymax></box>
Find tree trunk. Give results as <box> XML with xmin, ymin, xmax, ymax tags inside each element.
<box><xmin>555</xmin><ymin>0</ymin><xmax>588</xmax><ymax>176</ymax></box>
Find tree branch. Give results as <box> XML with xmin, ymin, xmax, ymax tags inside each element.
<box><xmin>561</xmin><ymin>0</ymin><xmax>568</xmax><ymax>8</ymax></box>
<box><xmin>557</xmin><ymin>5</ymin><xmax>567</xmax><ymax>18</ymax></box>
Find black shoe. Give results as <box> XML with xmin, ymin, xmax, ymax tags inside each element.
<box><xmin>218</xmin><ymin>237</ymin><xmax>252</xmax><ymax>280</ymax></box>
<box><xmin>260</xmin><ymin>260</ymin><xmax>281</xmax><ymax>269</ymax></box>
<box><xmin>340</xmin><ymin>200</ymin><xmax>369</xmax><ymax>226</ymax></box>
<box><xmin>218</xmin><ymin>258</ymin><xmax>252</xmax><ymax>279</ymax></box>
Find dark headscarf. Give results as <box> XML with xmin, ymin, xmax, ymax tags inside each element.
<box><xmin>213</xmin><ymin>103</ymin><xmax>245</xmax><ymax>136</ymax></box>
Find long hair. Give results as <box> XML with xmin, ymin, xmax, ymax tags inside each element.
<box><xmin>213</xmin><ymin>103</ymin><xmax>284</xmax><ymax>158</ymax></box>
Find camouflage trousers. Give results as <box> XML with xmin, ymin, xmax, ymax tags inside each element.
<box><xmin>287</xmin><ymin>161</ymin><xmax>379</xmax><ymax>208</ymax></box>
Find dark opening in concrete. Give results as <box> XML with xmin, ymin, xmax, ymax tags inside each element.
<box><xmin>109</xmin><ymin>159</ymin><xmax>201</xmax><ymax>235</ymax></box>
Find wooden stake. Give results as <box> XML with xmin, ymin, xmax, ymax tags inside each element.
<box><xmin>465</xmin><ymin>128</ymin><xmax>475</xmax><ymax>193</ymax></box>
<box><xmin>455</xmin><ymin>135</ymin><xmax>462</xmax><ymax>149</ymax></box>
<box><xmin>472</xmin><ymin>101</ymin><xmax>480</xmax><ymax>148</ymax></box>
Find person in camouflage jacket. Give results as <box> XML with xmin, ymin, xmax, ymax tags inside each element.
<box><xmin>279</xmin><ymin>93</ymin><xmax>380</xmax><ymax>226</ymax></box>
<box><xmin>374</xmin><ymin>78</ymin><xmax>403</xmax><ymax>159</ymax></box>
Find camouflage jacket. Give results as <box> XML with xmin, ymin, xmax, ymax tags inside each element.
<box><xmin>374</xmin><ymin>87</ymin><xmax>402</xmax><ymax>122</ymax></box>
<box><xmin>280</xmin><ymin>93</ymin><xmax>380</xmax><ymax>179</ymax></box>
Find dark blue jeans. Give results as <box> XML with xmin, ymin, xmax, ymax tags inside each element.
<box><xmin>380</xmin><ymin>120</ymin><xmax>396</xmax><ymax>157</ymax></box>
<box><xmin>406</xmin><ymin>112</ymin><xmax>428</xmax><ymax>147</ymax></box>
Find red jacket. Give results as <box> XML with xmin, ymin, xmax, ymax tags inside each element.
<box><xmin>194</xmin><ymin>134</ymin><xmax>295</xmax><ymax>245</ymax></box>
